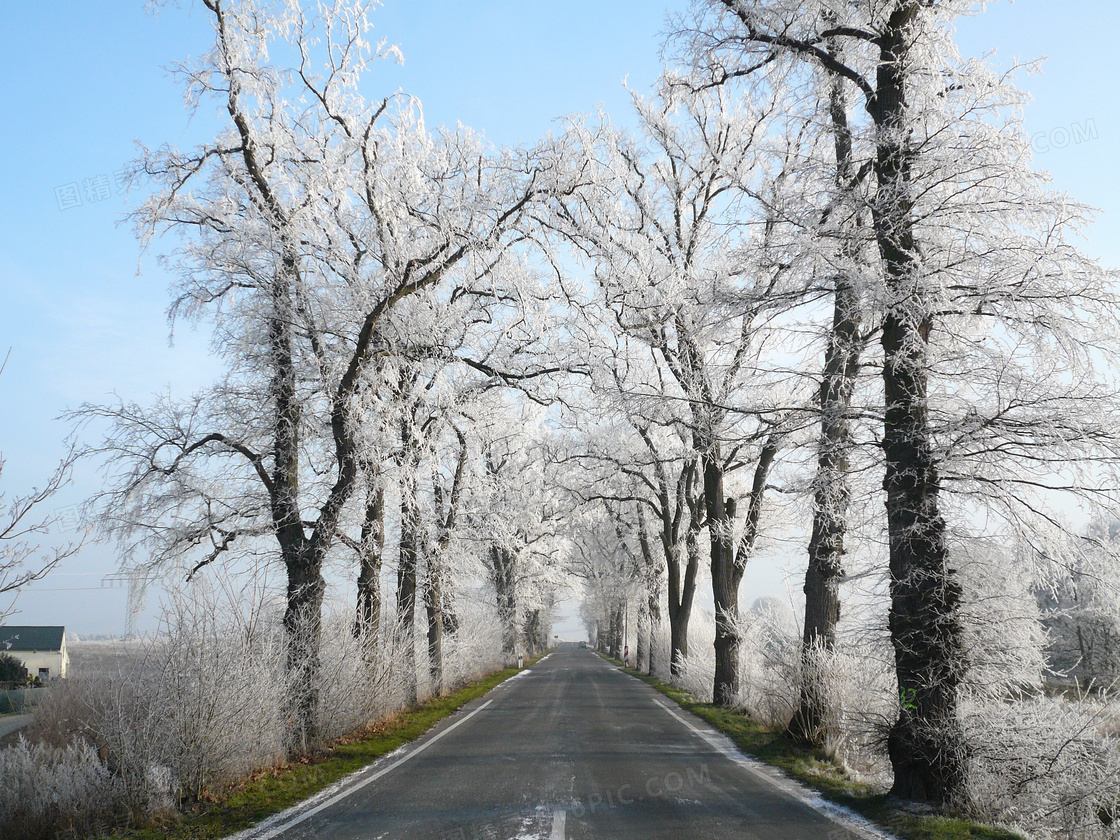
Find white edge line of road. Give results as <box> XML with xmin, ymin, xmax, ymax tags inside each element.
<box><xmin>650</xmin><ymin>697</ymin><xmax>901</xmax><ymax>840</ymax></box>
<box><xmin>226</xmin><ymin>697</ymin><xmax>496</xmax><ymax>840</ymax></box>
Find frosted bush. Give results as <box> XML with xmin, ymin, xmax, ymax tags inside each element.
<box><xmin>441</xmin><ymin>597</ymin><xmax>505</xmax><ymax>691</ymax></box>
<box><xmin>965</xmin><ymin>695</ymin><xmax>1120</xmax><ymax>840</ymax></box>
<box><xmin>317</xmin><ymin>611</ymin><xmax>413</xmax><ymax>741</ymax></box>
<box><xmin>732</xmin><ymin>597</ymin><xmax>801</xmax><ymax>729</ymax></box>
<box><xmin>649</xmin><ymin>621</ymin><xmax>672</xmax><ymax>681</ymax></box>
<box><xmin>0</xmin><ymin>737</ymin><xmax>123</xmax><ymax>840</ymax></box>
<box><xmin>16</xmin><ymin>572</ymin><xmax>522</xmax><ymax>837</ymax></box>
<box><xmin>674</xmin><ymin>609</ymin><xmax>716</xmax><ymax>702</ymax></box>
<box><xmin>77</xmin><ymin>581</ymin><xmax>289</xmax><ymax>805</ymax></box>
<box><xmin>826</xmin><ymin>631</ymin><xmax>896</xmax><ymax>785</ymax></box>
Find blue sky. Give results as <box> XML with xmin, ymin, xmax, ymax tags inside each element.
<box><xmin>1</xmin><ymin>0</ymin><xmax>1117</xmax><ymax>635</ymax></box>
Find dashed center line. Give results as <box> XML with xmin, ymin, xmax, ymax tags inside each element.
<box><xmin>550</xmin><ymin>809</ymin><xmax>566</xmax><ymax>839</ymax></box>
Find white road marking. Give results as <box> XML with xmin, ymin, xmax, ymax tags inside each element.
<box><xmin>550</xmin><ymin>809</ymin><xmax>566</xmax><ymax>839</ymax></box>
<box><xmin>651</xmin><ymin>699</ymin><xmax>896</xmax><ymax>840</ymax></box>
<box><xmin>229</xmin><ymin>699</ymin><xmax>495</xmax><ymax>840</ymax></box>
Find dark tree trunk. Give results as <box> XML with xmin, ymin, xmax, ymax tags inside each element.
<box><xmin>705</xmin><ymin>449</ymin><xmax>740</xmax><ymax>707</ymax></box>
<box><xmin>282</xmin><ymin>549</ymin><xmax>325</xmax><ymax>752</ymax></box>
<box><xmin>711</xmin><ymin>438</ymin><xmax>780</xmax><ymax>708</ymax></box>
<box><xmin>523</xmin><ymin>608</ymin><xmax>543</xmax><ymax>657</ymax></box>
<box><xmin>608</xmin><ymin>601</ymin><xmax>624</xmax><ymax>659</ymax></box>
<box><xmin>424</xmin><ymin>429</ymin><xmax>467</xmax><ymax>697</ymax></box>
<box><xmin>424</xmin><ymin>559</ymin><xmax>444</xmax><ymax>695</ymax></box>
<box><xmin>872</xmin><ymin>2</ymin><xmax>967</xmax><ymax>805</ymax></box>
<box><xmin>268</xmin><ymin>259</ymin><xmax>328</xmax><ymax>751</ymax></box>
<box><xmin>668</xmin><ymin>517</ymin><xmax>700</xmax><ymax>676</ymax></box>
<box><xmin>636</xmin><ymin>437</ymin><xmax>697</xmax><ymax>678</ymax></box>
<box><xmin>636</xmin><ymin>504</ymin><xmax>661</xmax><ymax>674</ymax></box>
<box><xmin>396</xmin><ymin>495</ymin><xmax>420</xmax><ymax>706</ymax></box>
<box><xmin>491</xmin><ymin>545</ymin><xmax>518</xmax><ymax>664</ymax></box>
<box><xmin>635</xmin><ymin>603</ymin><xmax>650</xmax><ymax>672</ymax></box>
<box><xmin>396</xmin><ymin>403</ymin><xmax>421</xmax><ymax>706</ymax></box>
<box><xmin>354</xmin><ymin>482</ymin><xmax>384</xmax><ymax>646</ymax></box>
<box><xmin>788</xmin><ymin>58</ymin><xmax>864</xmax><ymax>749</ymax></box>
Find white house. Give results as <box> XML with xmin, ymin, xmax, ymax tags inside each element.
<box><xmin>0</xmin><ymin>626</ymin><xmax>69</xmax><ymax>681</ymax></box>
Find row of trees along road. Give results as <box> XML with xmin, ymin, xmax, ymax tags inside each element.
<box><xmin>73</xmin><ymin>0</ymin><xmax>580</xmax><ymax>747</ymax></box>
<box><xmin>66</xmin><ymin>0</ymin><xmax>1120</xmax><ymax>814</ymax></box>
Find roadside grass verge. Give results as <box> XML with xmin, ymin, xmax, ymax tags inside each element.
<box><xmin>599</xmin><ymin>655</ymin><xmax>1024</xmax><ymax>840</ymax></box>
<box><xmin>99</xmin><ymin>656</ymin><xmax>545</xmax><ymax>840</ymax></box>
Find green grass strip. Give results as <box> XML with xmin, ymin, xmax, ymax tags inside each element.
<box><xmin>600</xmin><ymin>654</ymin><xmax>1024</xmax><ymax>840</ymax></box>
<box><xmin>99</xmin><ymin>657</ymin><xmax>545</xmax><ymax>840</ymax></box>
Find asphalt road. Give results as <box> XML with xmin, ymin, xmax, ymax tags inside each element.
<box><xmin>235</xmin><ymin>645</ymin><xmax>883</xmax><ymax>840</ymax></box>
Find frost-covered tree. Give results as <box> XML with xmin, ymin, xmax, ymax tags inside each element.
<box><xmin>74</xmin><ymin>0</ymin><xmax>554</xmax><ymax>747</ymax></box>
<box><xmin>551</xmin><ymin>80</ymin><xmax>807</xmax><ymax>705</ymax></box>
<box><xmin>0</xmin><ymin>449</ymin><xmax>81</xmax><ymax>622</ymax></box>
<box><xmin>676</xmin><ymin>0</ymin><xmax>1120</xmax><ymax>804</ymax></box>
<box><xmin>553</xmin><ymin>331</ymin><xmax>700</xmax><ymax>674</ymax></box>
<box><xmin>1038</xmin><ymin>521</ymin><xmax>1120</xmax><ymax>689</ymax></box>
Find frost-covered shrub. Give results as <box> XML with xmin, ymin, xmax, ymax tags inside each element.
<box><xmin>672</xmin><ymin>600</ymin><xmax>802</xmax><ymax>727</ymax></box>
<box><xmin>649</xmin><ymin>620</ymin><xmax>672</xmax><ymax>681</ymax></box>
<box><xmin>317</xmin><ymin>611</ymin><xmax>413</xmax><ymax>741</ymax></box>
<box><xmin>441</xmin><ymin>595</ymin><xmax>505</xmax><ymax>691</ymax></box>
<box><xmin>18</xmin><ymin>573</ymin><xmax>517</xmax><ymax>836</ymax></box>
<box><xmin>957</xmin><ymin>539</ymin><xmax>1048</xmax><ymax>699</ymax></box>
<box><xmin>78</xmin><ymin>582</ymin><xmax>289</xmax><ymax>805</ymax></box>
<box><xmin>0</xmin><ymin>737</ymin><xmax>123</xmax><ymax>840</ymax></box>
<box><xmin>965</xmin><ymin>695</ymin><xmax>1120</xmax><ymax>840</ymax></box>
<box><xmin>674</xmin><ymin>609</ymin><xmax>716</xmax><ymax>702</ymax></box>
<box><xmin>732</xmin><ymin>597</ymin><xmax>801</xmax><ymax>729</ymax></box>
<box><xmin>26</xmin><ymin>578</ymin><xmax>288</xmax><ymax>809</ymax></box>
<box><xmin>825</xmin><ymin>628</ymin><xmax>896</xmax><ymax>785</ymax></box>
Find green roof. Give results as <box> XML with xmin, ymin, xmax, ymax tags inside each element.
<box><xmin>0</xmin><ymin>626</ymin><xmax>65</xmax><ymax>652</ymax></box>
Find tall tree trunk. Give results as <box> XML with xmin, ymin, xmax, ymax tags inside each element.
<box><xmin>396</xmin><ymin>404</ymin><xmax>421</xmax><ymax>707</ymax></box>
<box><xmin>396</xmin><ymin>498</ymin><xmax>420</xmax><ymax>706</ymax></box>
<box><xmin>523</xmin><ymin>608</ymin><xmax>543</xmax><ymax>657</ymax></box>
<box><xmin>424</xmin><ymin>557</ymin><xmax>444</xmax><ymax>695</ymax></box>
<box><xmin>711</xmin><ymin>437</ymin><xmax>781</xmax><ymax>707</ymax></box>
<box><xmin>424</xmin><ymin>429</ymin><xmax>467</xmax><ymax>696</ymax></box>
<box><xmin>637</xmin><ymin>503</ymin><xmax>663</xmax><ymax>676</ymax></box>
<box><xmin>354</xmin><ymin>481</ymin><xmax>384</xmax><ymax>647</ymax></box>
<box><xmin>669</xmin><ymin>516</ymin><xmax>701</xmax><ymax>676</ymax></box>
<box><xmin>636</xmin><ymin>435</ymin><xmax>697</xmax><ymax>678</ymax></box>
<box><xmin>635</xmin><ymin>602</ymin><xmax>650</xmax><ymax>672</ymax></box>
<box><xmin>705</xmin><ymin>447</ymin><xmax>741</xmax><ymax>706</ymax></box>
<box><xmin>491</xmin><ymin>545</ymin><xmax>518</xmax><ymax>664</ymax></box>
<box><xmin>609</xmin><ymin>601</ymin><xmax>624</xmax><ymax>659</ymax></box>
<box><xmin>647</xmin><ymin>589</ymin><xmax>661</xmax><ymax>675</ymax></box>
<box><xmin>268</xmin><ymin>260</ymin><xmax>325</xmax><ymax>750</ymax></box>
<box><xmin>788</xmin><ymin>58</ymin><xmax>864</xmax><ymax>749</ymax></box>
<box><xmin>282</xmin><ymin>549</ymin><xmax>324</xmax><ymax>752</ymax></box>
<box><xmin>873</xmin><ymin>2</ymin><xmax>967</xmax><ymax>804</ymax></box>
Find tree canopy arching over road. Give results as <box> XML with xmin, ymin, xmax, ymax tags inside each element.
<box><xmin>10</xmin><ymin>1</ymin><xmax>1120</xmax><ymax>838</ymax></box>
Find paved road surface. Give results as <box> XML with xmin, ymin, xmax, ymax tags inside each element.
<box><xmin>235</xmin><ymin>645</ymin><xmax>883</xmax><ymax>840</ymax></box>
<box><xmin>0</xmin><ymin>712</ymin><xmax>34</xmax><ymax>744</ymax></box>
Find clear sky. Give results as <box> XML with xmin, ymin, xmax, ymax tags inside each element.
<box><xmin>1</xmin><ymin>0</ymin><xmax>1117</xmax><ymax>635</ymax></box>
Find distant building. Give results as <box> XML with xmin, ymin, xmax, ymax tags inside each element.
<box><xmin>0</xmin><ymin>626</ymin><xmax>69</xmax><ymax>681</ymax></box>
